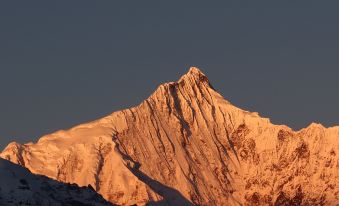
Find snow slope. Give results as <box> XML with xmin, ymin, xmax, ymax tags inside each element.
<box><xmin>0</xmin><ymin>158</ymin><xmax>115</xmax><ymax>206</ymax></box>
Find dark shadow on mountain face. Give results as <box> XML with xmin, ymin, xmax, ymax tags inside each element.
<box><xmin>113</xmin><ymin>136</ymin><xmax>195</xmax><ymax>206</ymax></box>
<box><xmin>125</xmin><ymin>161</ymin><xmax>194</xmax><ymax>206</ymax></box>
<box><xmin>0</xmin><ymin>158</ymin><xmax>115</xmax><ymax>206</ymax></box>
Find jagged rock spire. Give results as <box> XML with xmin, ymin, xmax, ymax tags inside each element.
<box><xmin>147</xmin><ymin>67</ymin><xmax>215</xmax><ymax>104</ymax></box>
<box><xmin>178</xmin><ymin>67</ymin><xmax>214</xmax><ymax>89</ymax></box>
<box><xmin>179</xmin><ymin>67</ymin><xmax>207</xmax><ymax>81</ymax></box>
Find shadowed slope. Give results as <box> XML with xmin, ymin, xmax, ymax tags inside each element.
<box><xmin>0</xmin><ymin>158</ymin><xmax>115</xmax><ymax>206</ymax></box>
<box><xmin>114</xmin><ymin>142</ymin><xmax>194</xmax><ymax>206</ymax></box>
<box><xmin>126</xmin><ymin>162</ymin><xmax>194</xmax><ymax>206</ymax></box>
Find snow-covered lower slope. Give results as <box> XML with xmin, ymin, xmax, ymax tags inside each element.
<box><xmin>0</xmin><ymin>158</ymin><xmax>115</xmax><ymax>206</ymax></box>
<box><xmin>1</xmin><ymin>67</ymin><xmax>339</xmax><ymax>205</ymax></box>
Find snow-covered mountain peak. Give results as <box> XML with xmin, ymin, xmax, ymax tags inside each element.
<box><xmin>1</xmin><ymin>67</ymin><xmax>338</xmax><ymax>206</ymax></box>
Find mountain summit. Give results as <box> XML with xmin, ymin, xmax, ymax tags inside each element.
<box><xmin>1</xmin><ymin>67</ymin><xmax>338</xmax><ymax>205</ymax></box>
<box><xmin>179</xmin><ymin>67</ymin><xmax>211</xmax><ymax>84</ymax></box>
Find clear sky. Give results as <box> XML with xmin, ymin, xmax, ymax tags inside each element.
<box><xmin>1</xmin><ymin>1</ymin><xmax>338</xmax><ymax>149</ymax></box>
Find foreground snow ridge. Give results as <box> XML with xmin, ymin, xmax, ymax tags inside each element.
<box><xmin>1</xmin><ymin>67</ymin><xmax>338</xmax><ymax>206</ymax></box>
<box><xmin>0</xmin><ymin>158</ymin><xmax>114</xmax><ymax>206</ymax></box>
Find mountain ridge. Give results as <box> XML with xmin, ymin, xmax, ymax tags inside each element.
<box><xmin>0</xmin><ymin>157</ymin><xmax>115</xmax><ymax>206</ymax></box>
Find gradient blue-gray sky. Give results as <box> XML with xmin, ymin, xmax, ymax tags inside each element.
<box><xmin>1</xmin><ymin>1</ymin><xmax>338</xmax><ymax>149</ymax></box>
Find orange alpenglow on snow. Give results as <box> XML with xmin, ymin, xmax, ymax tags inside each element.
<box><xmin>1</xmin><ymin>67</ymin><xmax>338</xmax><ymax>205</ymax></box>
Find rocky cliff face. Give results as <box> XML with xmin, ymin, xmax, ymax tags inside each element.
<box><xmin>1</xmin><ymin>67</ymin><xmax>338</xmax><ymax>205</ymax></box>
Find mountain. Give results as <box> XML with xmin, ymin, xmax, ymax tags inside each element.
<box><xmin>0</xmin><ymin>158</ymin><xmax>115</xmax><ymax>206</ymax></box>
<box><xmin>1</xmin><ymin>67</ymin><xmax>338</xmax><ymax>205</ymax></box>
